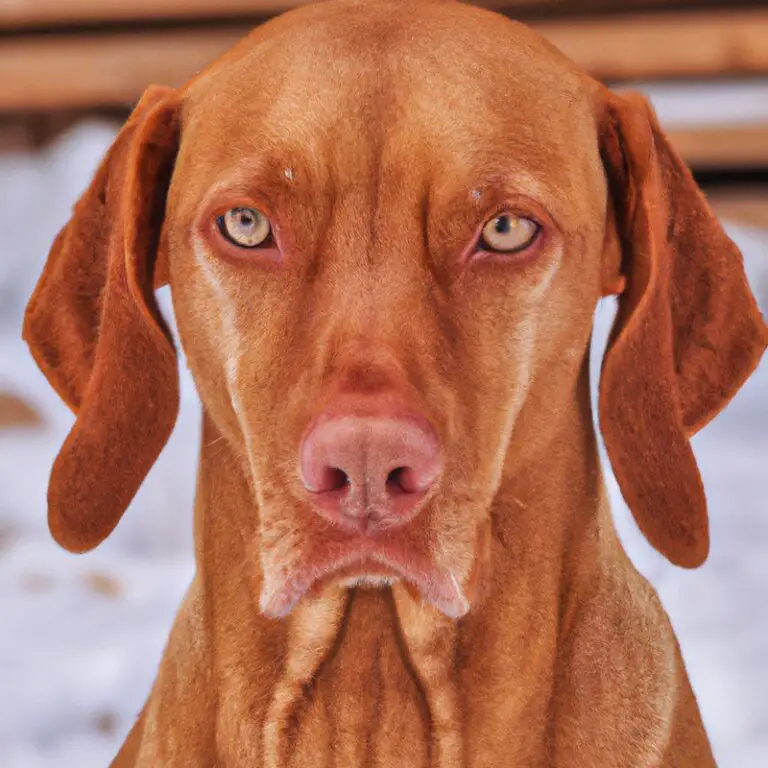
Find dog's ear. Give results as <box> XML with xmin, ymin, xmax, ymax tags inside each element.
<box><xmin>598</xmin><ymin>90</ymin><xmax>767</xmax><ymax>568</ymax></box>
<box><xmin>23</xmin><ymin>85</ymin><xmax>181</xmax><ymax>553</ymax></box>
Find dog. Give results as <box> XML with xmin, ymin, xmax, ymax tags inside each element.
<box><xmin>23</xmin><ymin>0</ymin><xmax>767</xmax><ymax>765</ymax></box>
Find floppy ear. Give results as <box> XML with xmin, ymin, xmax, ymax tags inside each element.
<box><xmin>598</xmin><ymin>90</ymin><xmax>767</xmax><ymax>569</ymax></box>
<box><xmin>23</xmin><ymin>85</ymin><xmax>181</xmax><ymax>553</ymax></box>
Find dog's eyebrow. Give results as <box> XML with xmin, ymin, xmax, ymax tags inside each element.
<box><xmin>198</xmin><ymin>158</ymin><xmax>302</xmax><ymax>213</ymax></box>
<box><xmin>212</xmin><ymin>159</ymin><xmax>291</xmax><ymax>191</ymax></box>
<box><xmin>439</xmin><ymin>166</ymin><xmax>567</xmax><ymax>227</ymax></box>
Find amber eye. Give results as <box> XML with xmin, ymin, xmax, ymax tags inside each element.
<box><xmin>217</xmin><ymin>207</ymin><xmax>271</xmax><ymax>248</ymax></box>
<box><xmin>480</xmin><ymin>213</ymin><xmax>539</xmax><ymax>253</ymax></box>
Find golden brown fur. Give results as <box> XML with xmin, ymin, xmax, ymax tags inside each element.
<box><xmin>23</xmin><ymin>1</ymin><xmax>767</xmax><ymax>765</ymax></box>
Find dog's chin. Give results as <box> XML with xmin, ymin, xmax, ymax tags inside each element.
<box><xmin>336</xmin><ymin>572</ymin><xmax>399</xmax><ymax>589</ymax></box>
<box><xmin>259</xmin><ymin>543</ymin><xmax>470</xmax><ymax>621</ymax></box>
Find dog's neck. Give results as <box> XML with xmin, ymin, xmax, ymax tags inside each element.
<box><xmin>143</xmin><ymin>365</ymin><xmax>620</xmax><ymax>767</ymax></box>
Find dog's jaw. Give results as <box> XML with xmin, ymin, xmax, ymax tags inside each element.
<box><xmin>259</xmin><ymin>540</ymin><xmax>470</xmax><ymax>620</ymax></box>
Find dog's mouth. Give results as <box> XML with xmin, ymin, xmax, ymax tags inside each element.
<box><xmin>259</xmin><ymin>536</ymin><xmax>470</xmax><ymax>620</ymax></box>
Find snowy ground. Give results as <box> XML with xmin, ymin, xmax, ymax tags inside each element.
<box><xmin>1</xmin><ymin>82</ymin><xmax>767</xmax><ymax>767</ymax></box>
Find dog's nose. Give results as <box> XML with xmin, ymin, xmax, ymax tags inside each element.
<box><xmin>300</xmin><ymin>412</ymin><xmax>442</xmax><ymax>533</ymax></box>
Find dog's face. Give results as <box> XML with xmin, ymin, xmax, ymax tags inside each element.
<box><xmin>23</xmin><ymin>0</ymin><xmax>766</xmax><ymax>619</ymax></box>
<box><xmin>165</xmin><ymin>2</ymin><xmax>609</xmax><ymax>616</ymax></box>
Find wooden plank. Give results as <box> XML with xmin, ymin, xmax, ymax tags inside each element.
<box><xmin>0</xmin><ymin>0</ymin><xmax>301</xmax><ymax>28</ymax></box>
<box><xmin>0</xmin><ymin>1</ymin><xmax>758</xmax><ymax>28</ymax></box>
<box><xmin>537</xmin><ymin>9</ymin><xmax>768</xmax><ymax>81</ymax></box>
<box><xmin>668</xmin><ymin>124</ymin><xmax>768</xmax><ymax>169</ymax></box>
<box><xmin>0</xmin><ymin>28</ymin><xmax>240</xmax><ymax>111</ymax></box>
<box><xmin>0</xmin><ymin>9</ymin><xmax>767</xmax><ymax>111</ymax></box>
<box><xmin>0</xmin><ymin>0</ymin><xmax>555</xmax><ymax>30</ymax></box>
<box><xmin>707</xmin><ymin>188</ymin><xmax>768</xmax><ymax>229</ymax></box>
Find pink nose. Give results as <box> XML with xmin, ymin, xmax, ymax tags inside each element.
<box><xmin>300</xmin><ymin>412</ymin><xmax>442</xmax><ymax>534</ymax></box>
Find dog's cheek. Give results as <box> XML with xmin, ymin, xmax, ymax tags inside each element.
<box><xmin>168</xmin><ymin>253</ymin><xmax>255</xmax><ymax>457</ymax></box>
<box><xmin>464</xmin><ymin>302</ymin><xmax>539</xmax><ymax>466</ymax></box>
<box><xmin>456</xmin><ymin>245</ymin><xmax>584</xmax><ymax>496</ymax></box>
<box><xmin>223</xmin><ymin>309</ymin><xmax>309</xmax><ymax>489</ymax></box>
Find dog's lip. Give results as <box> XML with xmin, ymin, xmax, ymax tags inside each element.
<box><xmin>259</xmin><ymin>539</ymin><xmax>469</xmax><ymax>620</ymax></box>
<box><xmin>311</xmin><ymin>562</ymin><xmax>401</xmax><ymax>591</ymax></box>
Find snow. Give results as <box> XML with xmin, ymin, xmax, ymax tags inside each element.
<box><xmin>1</xmin><ymin>83</ymin><xmax>767</xmax><ymax>767</ymax></box>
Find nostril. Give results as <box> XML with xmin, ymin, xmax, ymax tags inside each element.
<box><xmin>309</xmin><ymin>466</ymin><xmax>349</xmax><ymax>494</ymax></box>
<box><xmin>386</xmin><ymin>467</ymin><xmax>411</xmax><ymax>495</ymax></box>
<box><xmin>386</xmin><ymin>466</ymin><xmax>431</xmax><ymax>495</ymax></box>
<box><xmin>327</xmin><ymin>468</ymin><xmax>349</xmax><ymax>492</ymax></box>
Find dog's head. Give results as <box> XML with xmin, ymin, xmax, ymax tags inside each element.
<box><xmin>24</xmin><ymin>0</ymin><xmax>766</xmax><ymax>619</ymax></box>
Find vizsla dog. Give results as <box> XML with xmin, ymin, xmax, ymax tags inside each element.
<box><xmin>23</xmin><ymin>0</ymin><xmax>767</xmax><ymax>765</ymax></box>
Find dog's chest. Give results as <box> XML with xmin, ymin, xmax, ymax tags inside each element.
<box><xmin>284</xmin><ymin>590</ymin><xmax>434</xmax><ymax>767</ymax></box>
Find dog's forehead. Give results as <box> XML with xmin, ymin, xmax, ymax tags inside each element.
<box><xmin>177</xmin><ymin>0</ymin><xmax>603</xmax><ymax>213</ymax></box>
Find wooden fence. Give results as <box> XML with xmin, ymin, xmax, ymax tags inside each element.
<box><xmin>1</xmin><ymin>0</ymin><xmax>766</xmax><ymax>224</ymax></box>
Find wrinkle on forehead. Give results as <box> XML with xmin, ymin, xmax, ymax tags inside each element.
<box><xmin>183</xmin><ymin>0</ymin><xmax>594</xmax><ymax>139</ymax></box>
<box><xmin>175</xmin><ymin>0</ymin><xmax>605</xmax><ymax>227</ymax></box>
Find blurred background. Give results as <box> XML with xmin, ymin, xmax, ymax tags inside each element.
<box><xmin>0</xmin><ymin>1</ymin><xmax>767</xmax><ymax>766</ymax></box>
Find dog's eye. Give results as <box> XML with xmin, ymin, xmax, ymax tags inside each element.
<box><xmin>480</xmin><ymin>214</ymin><xmax>539</xmax><ymax>253</ymax></box>
<box><xmin>217</xmin><ymin>207</ymin><xmax>271</xmax><ymax>248</ymax></box>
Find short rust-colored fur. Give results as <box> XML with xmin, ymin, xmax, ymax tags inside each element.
<box><xmin>23</xmin><ymin>1</ymin><xmax>767</xmax><ymax>766</ymax></box>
